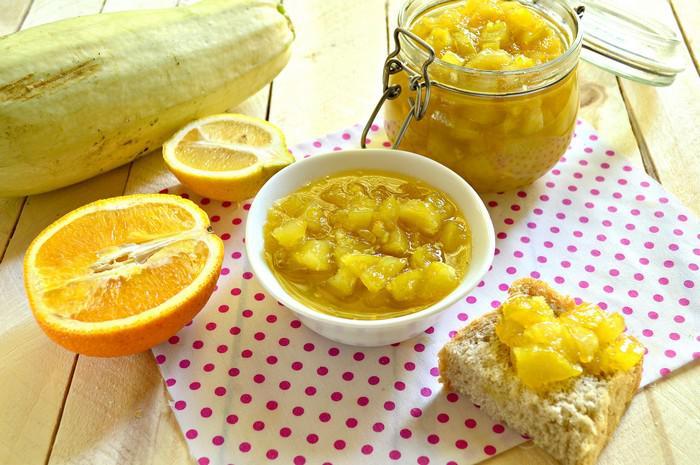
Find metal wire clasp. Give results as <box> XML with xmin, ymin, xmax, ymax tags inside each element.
<box><xmin>361</xmin><ymin>28</ymin><xmax>436</xmax><ymax>149</ymax></box>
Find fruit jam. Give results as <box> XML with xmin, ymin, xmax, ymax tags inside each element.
<box><xmin>496</xmin><ymin>295</ymin><xmax>644</xmax><ymax>389</ymax></box>
<box><xmin>263</xmin><ymin>171</ymin><xmax>471</xmax><ymax>319</ymax></box>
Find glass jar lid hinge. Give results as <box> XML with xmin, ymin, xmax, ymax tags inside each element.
<box><xmin>362</xmin><ymin>28</ymin><xmax>436</xmax><ymax>149</ymax></box>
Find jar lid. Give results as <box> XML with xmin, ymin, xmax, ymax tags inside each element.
<box><xmin>577</xmin><ymin>0</ymin><xmax>686</xmax><ymax>86</ymax></box>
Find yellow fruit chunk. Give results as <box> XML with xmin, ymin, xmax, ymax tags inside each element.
<box><xmin>439</xmin><ymin>219</ymin><xmax>470</xmax><ymax>253</ymax></box>
<box><xmin>326</xmin><ymin>267</ymin><xmax>358</xmax><ymax>297</ymax></box>
<box><xmin>360</xmin><ymin>256</ymin><xmax>408</xmax><ymax>293</ymax></box>
<box><xmin>410</xmin><ymin>0</ymin><xmax>564</xmax><ymax>71</ymax></box>
<box><xmin>466</xmin><ymin>49</ymin><xmax>513</xmax><ymax>70</ymax></box>
<box><xmin>596</xmin><ymin>313</ymin><xmax>626</xmax><ymax>345</ymax></box>
<box><xmin>441</xmin><ymin>50</ymin><xmax>465</xmax><ymax>66</ymax></box>
<box><xmin>501</xmin><ymin>295</ymin><xmax>555</xmax><ymax>326</ymax></box>
<box><xmin>163</xmin><ymin>113</ymin><xmax>293</xmax><ymax>201</ymax></box>
<box><xmin>564</xmin><ymin>324</ymin><xmax>599</xmax><ymax>364</ymax></box>
<box><xmin>301</xmin><ymin>204</ymin><xmax>327</xmax><ymax>233</ymax></box>
<box><xmin>387</xmin><ymin>269</ymin><xmax>424</xmax><ymax>302</ymax></box>
<box><xmin>480</xmin><ymin>21</ymin><xmax>509</xmax><ymax>50</ymax></box>
<box><xmin>23</xmin><ymin>194</ymin><xmax>224</xmax><ymax>357</ymax></box>
<box><xmin>399</xmin><ymin>199</ymin><xmax>442</xmax><ymax>235</ymax></box>
<box><xmin>496</xmin><ymin>290</ymin><xmax>644</xmax><ymax>388</ymax></box>
<box><xmin>271</xmin><ymin>219</ymin><xmax>306</xmax><ymax>249</ymax></box>
<box><xmin>513</xmin><ymin>347</ymin><xmax>582</xmax><ymax>389</ymax></box>
<box><xmin>410</xmin><ymin>244</ymin><xmax>443</xmax><ymax>268</ymax></box>
<box><xmin>588</xmin><ymin>336</ymin><xmax>645</xmax><ymax>374</ymax></box>
<box><xmin>294</xmin><ymin>240</ymin><xmax>332</xmax><ymax>271</ymax></box>
<box><xmin>377</xmin><ymin>196</ymin><xmax>400</xmax><ymax>224</ymax></box>
<box><xmin>560</xmin><ymin>304</ymin><xmax>606</xmax><ymax>330</ymax></box>
<box><xmin>422</xmin><ymin>261</ymin><xmax>459</xmax><ymax>298</ymax></box>
<box><xmin>495</xmin><ymin>318</ymin><xmax>526</xmax><ymax>347</ymax></box>
<box><xmin>523</xmin><ymin>320</ymin><xmax>564</xmax><ymax>346</ymax></box>
<box><xmin>382</xmin><ymin>228</ymin><xmax>409</xmax><ymax>256</ymax></box>
<box><xmin>341</xmin><ymin>253</ymin><xmax>381</xmax><ymax>277</ymax></box>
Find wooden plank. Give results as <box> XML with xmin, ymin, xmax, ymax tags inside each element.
<box><xmin>0</xmin><ymin>2</ymin><xmax>108</xmax><ymax>465</ymax></box>
<box><xmin>48</xmin><ymin>87</ymin><xmax>270</xmax><ymax>465</ymax></box>
<box><xmin>0</xmin><ymin>0</ymin><xmax>32</xmax><ymax>35</ymax></box>
<box><xmin>0</xmin><ymin>167</ymin><xmax>126</xmax><ymax>465</ymax></box>
<box><xmin>268</xmin><ymin>0</ymin><xmax>387</xmax><ymax>143</ymax></box>
<box><xmin>669</xmin><ymin>0</ymin><xmax>699</xmax><ymax>71</ymax></box>
<box><xmin>614</xmin><ymin>0</ymin><xmax>700</xmax><ymax>215</ymax></box>
<box><xmin>22</xmin><ymin>0</ymin><xmax>104</xmax><ymax>28</ymax></box>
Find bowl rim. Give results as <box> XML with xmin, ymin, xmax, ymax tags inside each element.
<box><xmin>245</xmin><ymin>148</ymin><xmax>495</xmax><ymax>329</ymax></box>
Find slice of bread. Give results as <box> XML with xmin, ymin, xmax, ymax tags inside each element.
<box><xmin>438</xmin><ymin>278</ymin><xmax>643</xmax><ymax>465</ymax></box>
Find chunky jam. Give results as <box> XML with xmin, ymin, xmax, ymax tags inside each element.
<box><xmin>263</xmin><ymin>171</ymin><xmax>471</xmax><ymax>319</ymax></box>
<box><xmin>496</xmin><ymin>296</ymin><xmax>644</xmax><ymax>389</ymax></box>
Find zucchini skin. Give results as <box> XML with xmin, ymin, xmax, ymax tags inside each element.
<box><xmin>0</xmin><ymin>0</ymin><xmax>294</xmax><ymax>196</ymax></box>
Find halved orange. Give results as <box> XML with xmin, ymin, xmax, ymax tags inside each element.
<box><xmin>163</xmin><ymin>113</ymin><xmax>294</xmax><ymax>201</ymax></box>
<box><xmin>23</xmin><ymin>194</ymin><xmax>224</xmax><ymax>357</ymax></box>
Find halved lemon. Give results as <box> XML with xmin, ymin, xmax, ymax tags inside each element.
<box><xmin>163</xmin><ymin>113</ymin><xmax>294</xmax><ymax>201</ymax></box>
<box><xmin>23</xmin><ymin>194</ymin><xmax>224</xmax><ymax>357</ymax></box>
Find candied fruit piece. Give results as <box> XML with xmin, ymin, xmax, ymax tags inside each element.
<box><xmin>563</xmin><ymin>324</ymin><xmax>599</xmax><ymax>364</ymax></box>
<box><xmin>294</xmin><ymin>240</ymin><xmax>332</xmax><ymax>271</ymax></box>
<box><xmin>438</xmin><ymin>219</ymin><xmax>469</xmax><ymax>253</ymax></box>
<box><xmin>506</xmin><ymin>55</ymin><xmax>536</xmax><ymax>70</ymax></box>
<box><xmin>276</xmin><ymin>194</ymin><xmax>307</xmax><ymax>217</ymax></box>
<box><xmin>422</xmin><ymin>261</ymin><xmax>459</xmax><ymax>299</ymax></box>
<box><xmin>344</xmin><ymin>207</ymin><xmax>374</xmax><ymax>231</ymax></box>
<box><xmin>360</xmin><ymin>256</ymin><xmax>408</xmax><ymax>293</ymax></box>
<box><xmin>597</xmin><ymin>336</ymin><xmax>645</xmax><ymax>373</ymax></box>
<box><xmin>378</xmin><ymin>196</ymin><xmax>400</xmax><ymax>225</ymax></box>
<box><xmin>387</xmin><ymin>269</ymin><xmax>424</xmax><ymax>302</ymax></box>
<box><xmin>495</xmin><ymin>318</ymin><xmax>526</xmax><ymax>346</ymax></box>
<box><xmin>371</xmin><ymin>220</ymin><xmax>390</xmax><ymax>244</ymax></box>
<box><xmin>560</xmin><ymin>304</ymin><xmax>606</xmax><ymax>331</ymax></box>
<box><xmin>513</xmin><ymin>347</ymin><xmax>582</xmax><ymax>389</ymax></box>
<box><xmin>399</xmin><ymin>199</ymin><xmax>442</xmax><ymax>235</ymax></box>
<box><xmin>452</xmin><ymin>30</ymin><xmax>478</xmax><ymax>58</ymax></box>
<box><xmin>326</xmin><ymin>267</ymin><xmax>358</xmax><ymax>297</ymax></box>
<box><xmin>441</xmin><ymin>50</ymin><xmax>465</xmax><ymax>66</ymax></box>
<box><xmin>436</xmin><ymin>8</ymin><xmax>463</xmax><ymax>29</ymax></box>
<box><xmin>480</xmin><ymin>20</ymin><xmax>509</xmax><ymax>50</ymax></box>
<box><xmin>333</xmin><ymin>230</ymin><xmax>368</xmax><ymax>261</ymax></box>
<box><xmin>596</xmin><ymin>313</ymin><xmax>625</xmax><ymax>345</ymax></box>
<box><xmin>500</xmin><ymin>295</ymin><xmax>555</xmax><ymax>326</ymax></box>
<box><xmin>410</xmin><ymin>244</ymin><xmax>443</xmax><ymax>268</ymax></box>
<box><xmin>382</xmin><ymin>228</ymin><xmax>409</xmax><ymax>256</ymax></box>
<box><xmin>412</xmin><ymin>15</ymin><xmax>438</xmax><ymax>38</ymax></box>
<box><xmin>340</xmin><ymin>253</ymin><xmax>381</xmax><ymax>277</ymax></box>
<box><xmin>466</xmin><ymin>49</ymin><xmax>513</xmax><ymax>70</ymax></box>
<box><xmin>428</xmin><ymin>27</ymin><xmax>453</xmax><ymax>53</ymax></box>
<box><xmin>301</xmin><ymin>203</ymin><xmax>327</xmax><ymax>233</ymax></box>
<box><xmin>520</xmin><ymin>107</ymin><xmax>544</xmax><ymax>135</ymax></box>
<box><xmin>271</xmin><ymin>219</ymin><xmax>307</xmax><ymax>249</ymax></box>
<box><xmin>523</xmin><ymin>320</ymin><xmax>564</xmax><ymax>346</ymax></box>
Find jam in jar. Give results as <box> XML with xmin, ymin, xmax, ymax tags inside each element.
<box><xmin>381</xmin><ymin>0</ymin><xmax>582</xmax><ymax>193</ymax></box>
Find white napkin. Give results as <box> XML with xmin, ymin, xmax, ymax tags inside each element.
<box><xmin>153</xmin><ymin>120</ymin><xmax>698</xmax><ymax>465</ymax></box>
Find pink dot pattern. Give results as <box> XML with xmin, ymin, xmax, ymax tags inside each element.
<box><xmin>154</xmin><ymin>121</ymin><xmax>699</xmax><ymax>465</ymax></box>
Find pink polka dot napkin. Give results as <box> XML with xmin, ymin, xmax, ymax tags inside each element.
<box><xmin>153</xmin><ymin>120</ymin><xmax>698</xmax><ymax>465</ymax></box>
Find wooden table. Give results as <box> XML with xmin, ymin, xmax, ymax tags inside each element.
<box><xmin>1</xmin><ymin>1</ymin><xmax>698</xmax><ymax>464</ymax></box>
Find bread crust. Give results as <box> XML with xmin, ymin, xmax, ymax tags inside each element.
<box><xmin>438</xmin><ymin>278</ymin><xmax>643</xmax><ymax>465</ymax></box>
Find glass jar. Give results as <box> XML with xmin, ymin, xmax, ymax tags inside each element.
<box><xmin>364</xmin><ymin>0</ymin><xmax>685</xmax><ymax>193</ymax></box>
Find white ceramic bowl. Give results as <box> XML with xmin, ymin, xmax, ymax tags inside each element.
<box><xmin>245</xmin><ymin>149</ymin><xmax>495</xmax><ymax>346</ymax></box>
